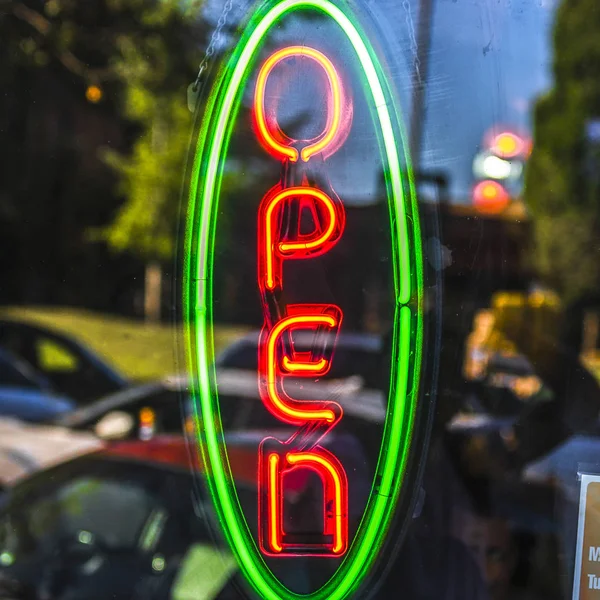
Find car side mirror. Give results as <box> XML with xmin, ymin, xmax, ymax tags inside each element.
<box><xmin>94</xmin><ymin>411</ymin><xmax>135</xmax><ymax>440</ymax></box>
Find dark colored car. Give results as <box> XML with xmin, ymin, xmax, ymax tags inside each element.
<box><xmin>0</xmin><ymin>437</ymin><xmax>246</xmax><ymax>599</ymax></box>
<box><xmin>54</xmin><ymin>378</ymin><xmax>188</xmax><ymax>439</ymax></box>
<box><xmin>216</xmin><ymin>331</ymin><xmax>383</xmax><ymax>390</ymax></box>
<box><xmin>56</xmin><ymin>330</ymin><xmax>385</xmax><ymax>443</ymax></box>
<box><xmin>54</xmin><ymin>368</ymin><xmax>386</xmax><ymax>453</ymax></box>
<box><xmin>0</xmin><ymin>320</ymin><xmax>128</xmax><ymax>404</ymax></box>
<box><xmin>0</xmin><ymin>347</ymin><xmax>73</xmax><ymax>422</ymax></box>
<box><xmin>0</xmin><ymin>436</ymin><xmax>360</xmax><ymax>600</ymax></box>
<box><xmin>0</xmin><ymin>434</ymin><xmax>496</xmax><ymax>600</ymax></box>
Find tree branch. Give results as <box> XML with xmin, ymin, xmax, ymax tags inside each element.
<box><xmin>11</xmin><ymin>1</ymin><xmax>114</xmax><ymax>81</ymax></box>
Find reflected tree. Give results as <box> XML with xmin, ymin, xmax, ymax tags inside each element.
<box><xmin>525</xmin><ymin>0</ymin><xmax>600</xmax><ymax>318</ymax></box>
<box><xmin>517</xmin><ymin>0</ymin><xmax>600</xmax><ymax>446</ymax></box>
<box><xmin>0</xmin><ymin>0</ymin><xmax>207</xmax><ymax>317</ymax></box>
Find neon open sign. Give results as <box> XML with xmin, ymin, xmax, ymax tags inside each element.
<box><xmin>256</xmin><ymin>46</ymin><xmax>351</xmax><ymax>557</ymax></box>
<box><xmin>184</xmin><ymin>0</ymin><xmax>425</xmax><ymax>597</ymax></box>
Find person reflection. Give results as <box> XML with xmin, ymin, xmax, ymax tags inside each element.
<box><xmin>503</xmin><ymin>306</ymin><xmax>600</xmax><ymax>595</ymax></box>
<box><xmin>377</xmin><ymin>326</ymin><xmax>491</xmax><ymax>599</ymax></box>
<box><xmin>452</xmin><ymin>509</ymin><xmax>516</xmax><ymax>600</ymax></box>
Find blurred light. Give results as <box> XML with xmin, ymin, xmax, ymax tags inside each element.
<box><xmin>86</xmin><ymin>85</ymin><xmax>103</xmax><ymax>104</ymax></box>
<box><xmin>473</xmin><ymin>180</ymin><xmax>510</xmax><ymax>214</ymax></box>
<box><xmin>140</xmin><ymin>407</ymin><xmax>155</xmax><ymax>426</ymax></box>
<box><xmin>78</xmin><ymin>530</ymin><xmax>93</xmax><ymax>545</ymax></box>
<box><xmin>491</xmin><ymin>131</ymin><xmax>524</xmax><ymax>158</ymax></box>
<box><xmin>0</xmin><ymin>552</ymin><xmax>14</xmax><ymax>566</ymax></box>
<box><xmin>139</xmin><ymin>407</ymin><xmax>156</xmax><ymax>441</ymax></box>
<box><xmin>482</xmin><ymin>155</ymin><xmax>512</xmax><ymax>179</ymax></box>
<box><xmin>185</xmin><ymin>415</ymin><xmax>195</xmax><ymax>435</ymax></box>
<box><xmin>473</xmin><ymin>151</ymin><xmax>524</xmax><ymax>181</ymax></box>
<box><xmin>152</xmin><ymin>555</ymin><xmax>166</xmax><ymax>572</ymax></box>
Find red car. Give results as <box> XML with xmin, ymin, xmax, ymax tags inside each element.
<box><xmin>0</xmin><ymin>434</ymin><xmax>486</xmax><ymax>600</ymax></box>
<box><xmin>0</xmin><ymin>436</ymin><xmax>259</xmax><ymax>600</ymax></box>
<box><xmin>0</xmin><ymin>435</ymin><xmax>351</xmax><ymax>600</ymax></box>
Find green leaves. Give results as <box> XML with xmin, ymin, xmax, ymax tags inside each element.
<box><xmin>99</xmin><ymin>0</ymin><xmax>204</xmax><ymax>260</ymax></box>
<box><xmin>102</xmin><ymin>96</ymin><xmax>193</xmax><ymax>260</ymax></box>
<box><xmin>525</xmin><ymin>0</ymin><xmax>600</xmax><ymax>306</ymax></box>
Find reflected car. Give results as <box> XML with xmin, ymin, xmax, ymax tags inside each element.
<box><xmin>53</xmin><ymin>378</ymin><xmax>189</xmax><ymax>441</ymax></box>
<box><xmin>0</xmin><ymin>435</ymin><xmax>355</xmax><ymax>600</ymax></box>
<box><xmin>0</xmin><ymin>347</ymin><xmax>74</xmax><ymax>423</ymax></box>
<box><xmin>53</xmin><ymin>370</ymin><xmax>386</xmax><ymax>451</ymax></box>
<box><xmin>214</xmin><ymin>332</ymin><xmax>387</xmax><ymax>464</ymax></box>
<box><xmin>216</xmin><ymin>330</ymin><xmax>384</xmax><ymax>391</ymax></box>
<box><xmin>0</xmin><ymin>320</ymin><xmax>128</xmax><ymax>404</ymax></box>
<box><xmin>0</xmin><ymin>417</ymin><xmax>102</xmax><ymax>490</ymax></box>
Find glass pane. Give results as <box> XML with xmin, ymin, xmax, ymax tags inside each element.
<box><xmin>2</xmin><ymin>0</ymin><xmax>600</xmax><ymax>598</ymax></box>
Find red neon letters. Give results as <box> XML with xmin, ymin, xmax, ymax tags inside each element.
<box><xmin>258</xmin><ymin>186</ymin><xmax>345</xmax><ymax>291</ymax></box>
<box><xmin>254</xmin><ymin>46</ymin><xmax>352</xmax><ymax>163</ymax></box>
<box><xmin>255</xmin><ymin>46</ymin><xmax>352</xmax><ymax>557</ymax></box>
<box><xmin>261</xmin><ymin>448</ymin><xmax>349</xmax><ymax>555</ymax></box>
<box><xmin>259</xmin><ymin>308</ymin><xmax>343</xmax><ymax>426</ymax></box>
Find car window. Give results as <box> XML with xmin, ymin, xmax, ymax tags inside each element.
<box><xmin>0</xmin><ymin>458</ymin><xmax>201</xmax><ymax>599</ymax></box>
<box><xmin>27</xmin><ymin>477</ymin><xmax>155</xmax><ymax>549</ymax></box>
<box><xmin>324</xmin><ymin>349</ymin><xmax>381</xmax><ymax>389</ymax></box>
<box><xmin>0</xmin><ymin>323</ymin><xmax>126</xmax><ymax>404</ymax></box>
<box><xmin>0</xmin><ymin>353</ymin><xmax>43</xmax><ymax>390</ymax></box>
<box><xmin>218</xmin><ymin>343</ymin><xmax>380</xmax><ymax>388</ymax></box>
<box><xmin>216</xmin><ymin>394</ymin><xmax>247</xmax><ymax>430</ymax></box>
<box><xmin>216</xmin><ymin>342</ymin><xmax>258</xmax><ymax>371</ymax></box>
<box><xmin>239</xmin><ymin>400</ymin><xmax>285</xmax><ymax>431</ymax></box>
<box><xmin>36</xmin><ymin>338</ymin><xmax>79</xmax><ymax>373</ymax></box>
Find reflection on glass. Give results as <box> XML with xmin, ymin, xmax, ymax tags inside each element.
<box><xmin>0</xmin><ymin>0</ymin><xmax>599</xmax><ymax>598</ymax></box>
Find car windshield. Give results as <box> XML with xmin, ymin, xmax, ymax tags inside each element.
<box><xmin>0</xmin><ymin>454</ymin><xmax>280</xmax><ymax>597</ymax></box>
<box><xmin>0</xmin><ymin>460</ymin><xmax>161</xmax><ymax>554</ymax></box>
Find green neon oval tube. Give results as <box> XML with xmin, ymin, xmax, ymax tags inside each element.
<box><xmin>183</xmin><ymin>1</ymin><xmax>424</xmax><ymax>598</ymax></box>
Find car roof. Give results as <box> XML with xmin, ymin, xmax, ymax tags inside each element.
<box><xmin>0</xmin><ymin>319</ymin><xmax>129</xmax><ymax>388</ymax></box>
<box><xmin>217</xmin><ymin>330</ymin><xmax>382</xmax><ymax>359</ymax></box>
<box><xmin>101</xmin><ymin>435</ymin><xmax>258</xmax><ymax>486</ymax></box>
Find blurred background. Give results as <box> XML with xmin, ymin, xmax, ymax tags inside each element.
<box><xmin>0</xmin><ymin>0</ymin><xmax>600</xmax><ymax>598</ymax></box>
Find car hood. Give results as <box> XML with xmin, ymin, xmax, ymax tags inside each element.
<box><xmin>0</xmin><ymin>417</ymin><xmax>102</xmax><ymax>486</ymax></box>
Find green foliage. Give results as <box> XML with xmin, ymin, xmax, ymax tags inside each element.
<box><xmin>102</xmin><ymin>8</ymin><xmax>268</xmax><ymax>263</ymax></box>
<box><xmin>525</xmin><ymin>0</ymin><xmax>600</xmax><ymax>305</ymax></box>
<box><xmin>0</xmin><ymin>0</ymin><xmax>210</xmax><ymax>306</ymax></box>
<box><xmin>98</xmin><ymin>0</ymin><xmax>202</xmax><ymax>260</ymax></box>
<box><xmin>103</xmin><ymin>96</ymin><xmax>193</xmax><ymax>259</ymax></box>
